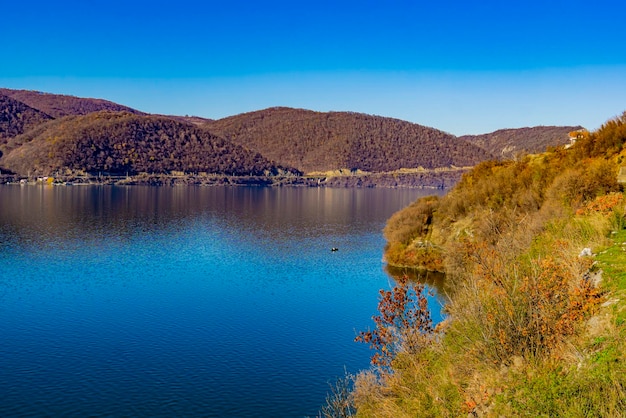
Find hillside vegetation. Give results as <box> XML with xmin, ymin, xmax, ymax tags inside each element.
<box><xmin>0</xmin><ymin>88</ymin><xmax>143</xmax><ymax>118</ymax></box>
<box><xmin>459</xmin><ymin>125</ymin><xmax>582</xmax><ymax>160</ymax></box>
<box><xmin>0</xmin><ymin>88</ymin><xmax>589</xmax><ymax>187</ymax></box>
<box><xmin>205</xmin><ymin>107</ymin><xmax>493</xmax><ymax>173</ymax></box>
<box><xmin>1</xmin><ymin>112</ymin><xmax>298</xmax><ymax>177</ymax></box>
<box><xmin>345</xmin><ymin>111</ymin><xmax>626</xmax><ymax>416</ymax></box>
<box><xmin>0</xmin><ymin>94</ymin><xmax>52</xmax><ymax>146</ymax></box>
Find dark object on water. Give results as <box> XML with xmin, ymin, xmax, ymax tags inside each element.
<box><xmin>331</xmin><ymin>247</ymin><xmax>339</xmax><ymax>252</ymax></box>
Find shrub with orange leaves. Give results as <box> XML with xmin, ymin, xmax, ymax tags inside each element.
<box><xmin>355</xmin><ymin>275</ymin><xmax>435</xmax><ymax>370</ymax></box>
<box><xmin>576</xmin><ymin>192</ymin><xmax>624</xmax><ymax>216</ymax></box>
<box><xmin>448</xmin><ymin>239</ymin><xmax>601</xmax><ymax>364</ymax></box>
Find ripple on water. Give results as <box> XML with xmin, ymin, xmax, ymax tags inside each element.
<box><xmin>0</xmin><ymin>185</ymin><xmax>439</xmax><ymax>417</ymax></box>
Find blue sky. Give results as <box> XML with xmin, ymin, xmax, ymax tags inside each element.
<box><xmin>1</xmin><ymin>0</ymin><xmax>625</xmax><ymax>135</ymax></box>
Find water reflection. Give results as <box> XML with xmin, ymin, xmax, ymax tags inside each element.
<box><xmin>0</xmin><ymin>185</ymin><xmax>440</xmax><ymax>243</ymax></box>
<box><xmin>0</xmin><ymin>184</ymin><xmax>445</xmax><ymax>417</ymax></box>
<box><xmin>385</xmin><ymin>265</ymin><xmax>450</xmax><ymax>302</ymax></box>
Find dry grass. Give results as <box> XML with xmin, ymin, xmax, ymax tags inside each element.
<box><xmin>352</xmin><ymin>112</ymin><xmax>626</xmax><ymax>416</ymax></box>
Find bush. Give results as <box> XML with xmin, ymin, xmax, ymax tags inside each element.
<box><xmin>575</xmin><ymin>111</ymin><xmax>626</xmax><ymax>158</ymax></box>
<box><xmin>318</xmin><ymin>371</ymin><xmax>356</xmax><ymax>418</ymax></box>
<box><xmin>355</xmin><ymin>275</ymin><xmax>435</xmax><ymax>369</ymax></box>
<box><xmin>383</xmin><ymin>195</ymin><xmax>439</xmax><ymax>245</ymax></box>
<box><xmin>447</xmin><ymin>238</ymin><xmax>600</xmax><ymax>364</ymax></box>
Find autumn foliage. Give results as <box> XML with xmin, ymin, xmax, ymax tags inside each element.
<box><xmin>353</xmin><ymin>111</ymin><xmax>626</xmax><ymax>416</ymax></box>
<box><xmin>448</xmin><ymin>241</ymin><xmax>600</xmax><ymax>364</ymax></box>
<box><xmin>355</xmin><ymin>275</ymin><xmax>435</xmax><ymax>369</ymax></box>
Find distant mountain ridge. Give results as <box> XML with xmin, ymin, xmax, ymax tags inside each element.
<box><xmin>1</xmin><ymin>112</ymin><xmax>297</xmax><ymax>177</ymax></box>
<box><xmin>205</xmin><ymin>107</ymin><xmax>492</xmax><ymax>173</ymax></box>
<box><xmin>459</xmin><ymin>126</ymin><xmax>583</xmax><ymax>159</ymax></box>
<box><xmin>0</xmin><ymin>88</ymin><xmax>144</xmax><ymax>119</ymax></box>
<box><xmin>0</xmin><ymin>88</ymin><xmax>586</xmax><ymax>186</ymax></box>
<box><xmin>0</xmin><ymin>93</ymin><xmax>52</xmax><ymax>144</ymax></box>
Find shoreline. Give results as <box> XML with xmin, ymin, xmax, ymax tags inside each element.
<box><xmin>0</xmin><ymin>169</ymin><xmax>467</xmax><ymax>189</ymax></box>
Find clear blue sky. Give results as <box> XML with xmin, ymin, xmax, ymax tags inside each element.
<box><xmin>1</xmin><ymin>0</ymin><xmax>625</xmax><ymax>135</ymax></box>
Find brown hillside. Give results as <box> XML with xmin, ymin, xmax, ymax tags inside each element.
<box><xmin>0</xmin><ymin>88</ymin><xmax>144</xmax><ymax>119</ymax></box>
<box><xmin>205</xmin><ymin>107</ymin><xmax>493</xmax><ymax>173</ymax></box>
<box><xmin>160</xmin><ymin>115</ymin><xmax>214</xmax><ymax>126</ymax></box>
<box><xmin>0</xmin><ymin>112</ymin><xmax>299</xmax><ymax>177</ymax></box>
<box><xmin>0</xmin><ymin>94</ymin><xmax>52</xmax><ymax>146</ymax></box>
<box><xmin>459</xmin><ymin>125</ymin><xmax>583</xmax><ymax>159</ymax></box>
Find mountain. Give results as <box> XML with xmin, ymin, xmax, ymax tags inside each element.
<box><xmin>0</xmin><ymin>93</ymin><xmax>52</xmax><ymax>145</ymax></box>
<box><xmin>1</xmin><ymin>112</ymin><xmax>298</xmax><ymax>177</ymax></box>
<box><xmin>0</xmin><ymin>88</ymin><xmax>144</xmax><ymax>119</ymax></box>
<box><xmin>205</xmin><ymin>107</ymin><xmax>493</xmax><ymax>173</ymax></box>
<box><xmin>459</xmin><ymin>126</ymin><xmax>583</xmax><ymax>159</ymax></box>
<box><xmin>0</xmin><ymin>87</ymin><xmax>590</xmax><ymax>187</ymax></box>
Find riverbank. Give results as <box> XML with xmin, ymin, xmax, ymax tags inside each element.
<box><xmin>355</xmin><ymin>201</ymin><xmax>622</xmax><ymax>416</ymax></box>
<box><xmin>0</xmin><ymin>167</ymin><xmax>468</xmax><ymax>189</ymax></box>
<box><xmin>346</xmin><ymin>113</ymin><xmax>626</xmax><ymax>416</ymax></box>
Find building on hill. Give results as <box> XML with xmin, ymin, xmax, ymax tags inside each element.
<box><xmin>566</xmin><ymin>129</ymin><xmax>588</xmax><ymax>149</ymax></box>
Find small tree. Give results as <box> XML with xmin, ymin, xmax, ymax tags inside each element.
<box><xmin>356</xmin><ymin>275</ymin><xmax>435</xmax><ymax>369</ymax></box>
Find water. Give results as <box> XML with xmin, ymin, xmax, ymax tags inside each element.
<box><xmin>0</xmin><ymin>185</ymin><xmax>443</xmax><ymax>417</ymax></box>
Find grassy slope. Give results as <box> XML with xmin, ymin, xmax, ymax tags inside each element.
<box><xmin>352</xmin><ymin>112</ymin><xmax>626</xmax><ymax>417</ymax></box>
<box><xmin>356</xmin><ymin>218</ymin><xmax>626</xmax><ymax>417</ymax></box>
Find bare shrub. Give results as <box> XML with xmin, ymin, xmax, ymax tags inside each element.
<box><xmin>317</xmin><ymin>371</ymin><xmax>356</xmax><ymax>418</ymax></box>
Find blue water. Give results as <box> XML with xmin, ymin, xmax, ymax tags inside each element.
<box><xmin>0</xmin><ymin>185</ymin><xmax>443</xmax><ymax>417</ymax></box>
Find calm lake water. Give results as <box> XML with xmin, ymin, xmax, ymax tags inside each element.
<box><xmin>0</xmin><ymin>185</ymin><xmax>443</xmax><ymax>417</ymax></box>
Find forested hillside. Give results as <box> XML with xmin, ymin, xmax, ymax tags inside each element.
<box><xmin>0</xmin><ymin>94</ymin><xmax>52</xmax><ymax>146</ymax></box>
<box><xmin>0</xmin><ymin>88</ymin><xmax>144</xmax><ymax>119</ymax></box>
<box><xmin>1</xmin><ymin>112</ymin><xmax>298</xmax><ymax>177</ymax></box>
<box><xmin>205</xmin><ymin>107</ymin><xmax>493</xmax><ymax>173</ymax></box>
<box><xmin>459</xmin><ymin>125</ymin><xmax>583</xmax><ymax>159</ymax></box>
